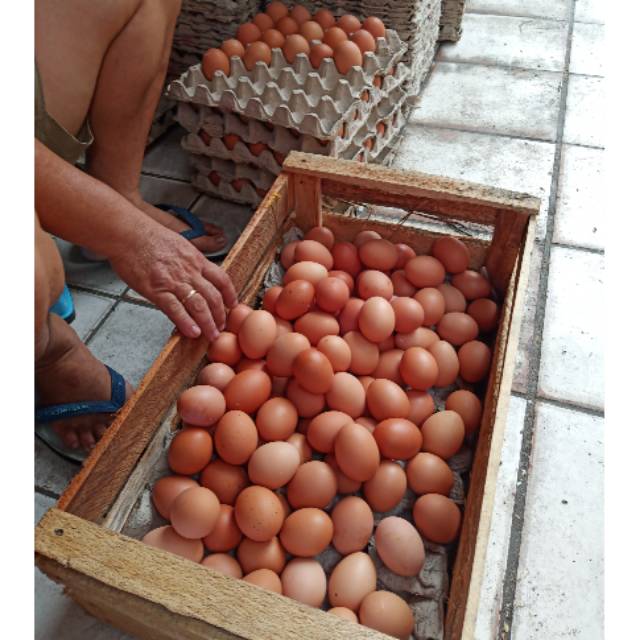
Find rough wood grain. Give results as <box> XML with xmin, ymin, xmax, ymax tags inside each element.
<box><xmin>36</xmin><ymin>509</ymin><xmax>390</xmax><ymax>640</ymax></box>
<box><xmin>291</xmin><ymin>173</ymin><xmax>322</xmax><ymax>228</ymax></box>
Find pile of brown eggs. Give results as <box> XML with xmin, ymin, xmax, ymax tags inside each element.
<box><xmin>142</xmin><ymin>227</ymin><xmax>499</xmax><ymax>639</ymax></box>
<box><xmin>202</xmin><ymin>2</ymin><xmax>388</xmax><ymax>79</ymax></box>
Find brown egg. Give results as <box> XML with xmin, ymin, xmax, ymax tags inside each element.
<box><xmin>413</xmin><ymin>493</ymin><xmax>461</xmax><ymax>544</ymax></box>
<box><xmin>391</xmin><ymin>297</ymin><xmax>424</xmax><ymax>333</ymax></box>
<box><xmin>437</xmin><ymin>312</ymin><xmax>479</xmax><ymax>346</ymax></box>
<box><xmin>294</xmin><ymin>311</ymin><xmax>340</xmax><ymax>345</ymax></box>
<box><xmin>414</xmin><ymin>287</ymin><xmax>446</xmax><ymax>327</ymax></box>
<box><xmin>203</xmin><ymin>504</ymin><xmax>242</xmax><ymax>552</ymax></box>
<box><xmin>201</xmin><ymin>553</ymin><xmax>242</xmax><ymax>577</ymax></box>
<box><xmin>343</xmin><ymin>331</ymin><xmax>379</xmax><ymax>375</ymax></box>
<box><xmin>244</xmin><ymin>41</ymin><xmax>273</xmax><ymax>70</ymax></box>
<box><xmin>285</xmin><ymin>261</ymin><xmax>329</xmax><ymax>286</ymax></box>
<box><xmin>332</xmin><ymin>241</ymin><xmax>362</xmax><ymax>276</ymax></box>
<box><xmin>253</xmin><ymin>12</ymin><xmax>274</xmax><ymax>32</ymax></box>
<box><xmin>237</xmin><ymin>536</ymin><xmax>286</xmax><ymax>574</ymax></box>
<box><xmin>399</xmin><ymin>347</ymin><xmax>439</xmax><ymax>390</ymax></box>
<box><xmin>333</xmin><ymin>40</ymin><xmax>363</xmax><ymax>74</ymax></box>
<box><xmin>407</xmin><ymin>390</ymin><xmax>436</xmax><ymax>426</ymax></box>
<box><xmin>437</xmin><ymin>283</ymin><xmax>467</xmax><ymax>313</ymax></box>
<box><xmin>362</xmin><ymin>16</ymin><xmax>386</xmax><ymax>39</ymax></box>
<box><xmin>314</xmin><ymin>8</ymin><xmax>336</xmax><ymax>29</ymax></box>
<box><xmin>152</xmin><ymin>476</ymin><xmax>199</xmax><ymax>519</ymax></box>
<box><xmin>329</xmin><ymin>270</ymin><xmax>355</xmax><ymax>293</ymax></box>
<box><xmin>266</xmin><ymin>332</ymin><xmax>311</xmax><ymax>377</ymax></box>
<box><xmin>328</xmin><ymin>552</ymin><xmax>377</xmax><ymax>610</ymax></box>
<box><xmin>391</xmin><ymin>270</ymin><xmax>416</xmax><ymax>296</ymax></box>
<box><xmin>221</xmin><ymin>38</ymin><xmax>245</xmax><ymax>59</ymax></box>
<box><xmin>373</xmin><ymin>349</ymin><xmax>403</xmax><ymax>384</ymax></box>
<box><xmin>359</xmin><ymin>591</ymin><xmax>414</xmax><ymax>639</ymax></box>
<box><xmin>328</xmin><ymin>607</ymin><xmax>358</xmax><ymax>622</ymax></box>
<box><xmin>359</xmin><ymin>376</ymin><xmax>375</xmax><ymax>394</ymax></box>
<box><xmin>366</xmin><ymin>380</ymin><xmax>410</xmax><ymax>421</ymax></box>
<box><xmin>248</xmin><ymin>442</ymin><xmax>300</xmax><ymax>489</ymax></box>
<box><xmin>407</xmin><ymin>452</ymin><xmax>454</xmax><ymax>496</ymax></box>
<box><xmin>421</xmin><ymin>411</ymin><xmax>465</xmax><ymax>459</ymax></box>
<box><xmin>375</xmin><ymin>516</ymin><xmax>425</xmax><ymax>576</ymax></box>
<box><xmin>243</xmin><ymin>568</ymin><xmax>282</xmax><ymax>593</ymax></box>
<box><xmin>224</xmin><ymin>370</ymin><xmax>272</xmax><ymax>413</ymax></box>
<box><xmin>281</xmin><ymin>558</ymin><xmax>327</xmax><ymax>607</ymax></box>
<box><xmin>307</xmin><ymin>411</ymin><xmax>351</xmax><ymax>453</ymax></box>
<box><xmin>358</xmin><ymin>239</ymin><xmax>397</xmax><ymax>271</ymax></box>
<box><xmin>395</xmin><ymin>327</ymin><xmax>439</xmax><ymax>351</ymax></box>
<box><xmin>323</xmin><ymin>26</ymin><xmax>348</xmax><ymax>49</ymax></box>
<box><xmin>281</xmin><ymin>242</ymin><xmax>300</xmax><ymax>267</ymax></box>
<box><xmin>289</xmin><ymin>4</ymin><xmax>311</xmax><ymax>24</ymax></box>
<box><xmin>266</xmin><ymin>1</ymin><xmax>289</xmax><ymax>22</ymax></box>
<box><xmin>202</xmin><ymin>48</ymin><xmax>230</xmax><ymax>79</ymax></box>
<box><xmin>287</xmin><ymin>460</ymin><xmax>338</xmax><ymax>508</ymax></box>
<box><xmin>238</xmin><ymin>310</ymin><xmax>277</xmax><ymax>359</ymax></box>
<box><xmin>331</xmin><ymin>496</ymin><xmax>374</xmax><ymax>553</ymax></box>
<box><xmin>326</xmin><ymin>371</ymin><xmax>366</xmax><ymax>417</ymax></box>
<box><xmin>283</xmin><ymin>34</ymin><xmax>310</xmax><ymax>63</ymax></box>
<box><xmin>226</xmin><ymin>303</ymin><xmax>253</xmax><ymax>334</ymax></box>
<box><xmin>299</xmin><ymin>20</ymin><xmax>324</xmax><ymax>41</ymax></box>
<box><xmin>170</xmin><ymin>486</ymin><xmax>220</xmax><ymax>539</ymax></box>
<box><xmin>309</xmin><ymin>42</ymin><xmax>333</xmax><ymax>68</ymax></box>
<box><xmin>362</xmin><ymin>460</ymin><xmax>407</xmax><ymax>513</ymax></box>
<box><xmin>404</xmin><ymin>255</ymin><xmax>446</xmax><ymax>288</ymax></box>
<box><xmin>276</xmin><ymin>15</ymin><xmax>299</xmax><ymax>36</ymax></box>
<box><xmin>207</xmin><ymin>331</ymin><xmax>242</xmax><ymax>366</ymax></box>
<box><xmin>168</xmin><ymin>428</ymin><xmax>213</xmax><ymax>475</ymax></box>
<box><xmin>261</xmin><ymin>286</ymin><xmax>281</xmax><ymax>314</ymax></box>
<box><xmin>256</xmin><ymin>397</ymin><xmax>298</xmax><ymax>441</ymax></box>
<box><xmin>200</xmin><ymin>459</ymin><xmax>248</xmax><ymax>505</ymax></box>
<box><xmin>458</xmin><ymin>340</ymin><xmax>492</xmax><ymax>382</ymax></box>
<box><xmin>451</xmin><ymin>270</ymin><xmax>492</xmax><ymax>300</ymax></box>
<box><xmin>262</xmin><ymin>28</ymin><xmax>286</xmax><ymax>49</ymax></box>
<box><xmin>236</xmin><ymin>358</ymin><xmax>267</xmax><ymax>373</ymax></box>
<box><xmin>235</xmin><ymin>486</ymin><xmax>285</xmax><ymax>542</ymax></box>
<box><xmin>142</xmin><ymin>525</ymin><xmax>204</xmax><ymax>562</ymax></box>
<box><xmin>335</xmin><ymin>422</ymin><xmax>380</xmax><ymax>481</ymax></box>
<box><xmin>316</xmin><ymin>277</ymin><xmax>350</xmax><ymax>313</ymax></box>
<box><xmin>295</xmin><ymin>240</ymin><xmax>334</xmax><ymax>269</ymax></box>
<box><xmin>431</xmin><ymin>237</ymin><xmax>471</xmax><ymax>274</ymax></box>
<box><xmin>271</xmin><ymin>376</ymin><xmax>289</xmax><ymax>397</ymax></box>
<box><xmin>351</xmin><ymin>29</ymin><xmax>376</xmax><ymax>55</ymax></box>
<box><xmin>428</xmin><ymin>340</ymin><xmax>460</xmax><ymax>387</ymax></box>
<box><xmin>286</xmin><ymin>378</ymin><xmax>325</xmax><ymax>417</ymax></box>
<box><xmin>222</xmin><ymin>134</ymin><xmax>240</xmax><ymax>150</ymax></box>
<box><xmin>304</xmin><ymin>226</ymin><xmax>335</xmax><ymax>249</ymax></box>
<box><xmin>374</xmin><ymin>419</ymin><xmax>422</xmax><ymax>460</ymax></box>
<box><xmin>177</xmin><ymin>385</ymin><xmax>226</xmax><ymax>427</ymax></box>
<box><xmin>358</xmin><ymin>297</ymin><xmax>395</xmax><ymax>343</ymax></box>
<box><xmin>275</xmin><ymin>280</ymin><xmax>314</xmax><ymax>320</ymax></box>
<box><xmin>275</xmin><ymin>317</ymin><xmax>293</xmax><ymax>336</ymax></box>
<box><xmin>339</xmin><ymin>298</ymin><xmax>364</xmax><ymax>333</ymax></box>
<box><xmin>317</xmin><ymin>335</ymin><xmax>351</xmax><ymax>371</ymax></box>
<box><xmin>280</xmin><ymin>508</ymin><xmax>334</xmax><ymax>556</ymax></box>
<box><xmin>236</xmin><ymin>22</ymin><xmax>262</xmax><ymax>46</ymax></box>
<box><xmin>197</xmin><ymin>362</ymin><xmax>235</xmax><ymax>391</ymax></box>
<box><xmin>357</xmin><ymin>270</ymin><xmax>393</xmax><ymax>300</ymax></box>
<box><xmin>287</xmin><ymin>432</ymin><xmax>313</xmax><ymax>462</ymax></box>
<box><xmin>337</xmin><ymin>14</ymin><xmax>361</xmax><ymax>34</ymax></box>
<box><xmin>467</xmin><ymin>298</ymin><xmax>499</xmax><ymax>333</ymax></box>
<box><xmin>326</xmin><ymin>453</ymin><xmax>362</xmax><ymax>493</ymax></box>
<box><xmin>214</xmin><ymin>410</ymin><xmax>258</xmax><ymax>465</ymax></box>
<box><xmin>445</xmin><ymin>389</ymin><xmax>482</xmax><ymax>435</ymax></box>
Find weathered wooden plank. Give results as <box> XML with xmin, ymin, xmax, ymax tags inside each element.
<box><xmin>291</xmin><ymin>174</ymin><xmax>322</xmax><ymax>228</ymax></box>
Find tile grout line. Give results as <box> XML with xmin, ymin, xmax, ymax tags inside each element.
<box><xmin>35</xmin><ymin>486</ymin><xmax>60</xmax><ymax>501</ymax></box>
<box><xmin>551</xmin><ymin>241</ymin><xmax>603</xmax><ymax>255</ymax></box>
<box><xmin>435</xmin><ymin>57</ymin><xmax>567</xmax><ymax>75</ymax></box>
<box><xmin>497</xmin><ymin>1</ymin><xmax>578</xmax><ymax>637</ymax></box>
<box><xmin>464</xmin><ymin>9</ymin><xmax>602</xmax><ymax>27</ymax></box>
<box><xmin>511</xmin><ymin>390</ymin><xmax>604</xmax><ymax>417</ymax></box>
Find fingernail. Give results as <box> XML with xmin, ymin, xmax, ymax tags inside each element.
<box><xmin>191</xmin><ymin>324</ymin><xmax>201</xmax><ymax>337</ymax></box>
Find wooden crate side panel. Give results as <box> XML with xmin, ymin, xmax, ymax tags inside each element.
<box><xmin>36</xmin><ymin>509</ymin><xmax>389</xmax><ymax>640</ymax></box>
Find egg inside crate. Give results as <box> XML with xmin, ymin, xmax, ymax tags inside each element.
<box><xmin>142</xmin><ymin>224</ymin><xmax>502</xmax><ymax>640</ymax></box>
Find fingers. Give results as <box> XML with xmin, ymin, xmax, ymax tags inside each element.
<box><xmin>195</xmin><ymin>277</ymin><xmax>226</xmax><ymax>333</ymax></box>
<box><xmin>203</xmin><ymin>262</ymin><xmax>238</xmax><ymax>308</ymax></box>
<box><xmin>183</xmin><ymin>288</ymin><xmax>219</xmax><ymax>342</ymax></box>
<box><xmin>156</xmin><ymin>291</ymin><xmax>202</xmax><ymax>339</ymax></box>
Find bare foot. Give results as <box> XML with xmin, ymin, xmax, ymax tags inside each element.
<box><xmin>36</xmin><ymin>328</ymin><xmax>133</xmax><ymax>451</ymax></box>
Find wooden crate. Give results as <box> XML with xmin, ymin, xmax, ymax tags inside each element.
<box><xmin>35</xmin><ymin>152</ymin><xmax>538</xmax><ymax>640</ymax></box>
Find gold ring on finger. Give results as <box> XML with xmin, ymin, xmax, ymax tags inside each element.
<box><xmin>180</xmin><ymin>289</ymin><xmax>198</xmax><ymax>305</ymax></box>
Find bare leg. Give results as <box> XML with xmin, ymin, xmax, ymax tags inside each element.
<box><xmin>35</xmin><ymin>0</ymin><xmax>224</xmax><ymax>253</ymax></box>
<box><xmin>36</xmin><ymin>214</ymin><xmax>132</xmax><ymax>450</ymax></box>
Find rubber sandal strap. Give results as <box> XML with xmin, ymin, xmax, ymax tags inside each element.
<box><xmin>156</xmin><ymin>203</ymin><xmax>207</xmax><ymax>241</ymax></box>
<box><xmin>35</xmin><ymin>366</ymin><xmax>127</xmax><ymax>424</ymax></box>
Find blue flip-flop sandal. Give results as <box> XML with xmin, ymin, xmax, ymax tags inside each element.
<box><xmin>156</xmin><ymin>203</ymin><xmax>228</xmax><ymax>259</ymax></box>
<box><xmin>50</xmin><ymin>284</ymin><xmax>76</xmax><ymax>324</ymax></box>
<box><xmin>35</xmin><ymin>365</ymin><xmax>127</xmax><ymax>463</ymax></box>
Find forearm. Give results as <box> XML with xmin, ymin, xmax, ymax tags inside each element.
<box><xmin>35</xmin><ymin>139</ymin><xmax>154</xmax><ymax>258</ymax></box>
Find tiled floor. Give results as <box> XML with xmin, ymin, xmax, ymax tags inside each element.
<box><xmin>35</xmin><ymin>1</ymin><xmax>604</xmax><ymax>638</ymax></box>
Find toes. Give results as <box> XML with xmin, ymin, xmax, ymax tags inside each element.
<box><xmin>193</xmin><ymin>234</ymin><xmax>227</xmax><ymax>254</ymax></box>
<box><xmin>94</xmin><ymin>424</ymin><xmax>107</xmax><ymax>440</ymax></box>
<box><xmin>79</xmin><ymin>429</ymin><xmax>96</xmax><ymax>451</ymax></box>
<box><xmin>60</xmin><ymin>428</ymin><xmax>80</xmax><ymax>450</ymax></box>
<box><xmin>203</xmin><ymin>222</ymin><xmax>225</xmax><ymax>238</ymax></box>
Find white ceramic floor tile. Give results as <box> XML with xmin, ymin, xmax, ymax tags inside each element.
<box><xmin>475</xmin><ymin>395</ymin><xmax>527</xmax><ymax>640</ymax></box>
<box><xmin>466</xmin><ymin>0</ymin><xmax>571</xmax><ymax>20</ymax></box>
<box><xmin>138</xmin><ymin>174</ymin><xmax>199</xmax><ymax>209</ymax></box>
<box><xmin>563</xmin><ymin>74</ymin><xmax>605</xmax><ymax>148</ymax></box>
<box><xmin>538</xmin><ymin>247</ymin><xmax>603</xmax><ymax>410</ymax></box>
<box><xmin>412</xmin><ymin>62</ymin><xmax>562</xmax><ymax>141</ymax></box>
<box><xmin>68</xmin><ymin>290</ymin><xmax>115</xmax><ymax>342</ymax></box>
<box><xmin>142</xmin><ymin>127</ymin><xmax>192</xmax><ymax>181</ymax></box>
<box><xmin>570</xmin><ymin>22</ymin><xmax>605</xmax><ymax>76</ymax></box>
<box><xmin>438</xmin><ymin>14</ymin><xmax>568</xmax><ymax>72</ymax></box>
<box><xmin>35</xmin><ymin>437</ymin><xmax>79</xmax><ymax>497</ymax></box>
<box><xmin>394</xmin><ymin>125</ymin><xmax>555</xmax><ymax>239</ymax></box>
<box><xmin>574</xmin><ymin>0</ymin><xmax>606</xmax><ymax>24</ymax></box>
<box><xmin>512</xmin><ymin>401</ymin><xmax>603</xmax><ymax>639</ymax></box>
<box><xmin>87</xmin><ymin>302</ymin><xmax>175</xmax><ymax>387</ymax></box>
<box><xmin>553</xmin><ymin>144</ymin><xmax>604</xmax><ymax>250</ymax></box>
<box><xmin>55</xmin><ymin>239</ymin><xmax>127</xmax><ymax>296</ymax></box>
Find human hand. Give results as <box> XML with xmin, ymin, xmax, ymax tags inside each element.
<box><xmin>108</xmin><ymin>224</ymin><xmax>237</xmax><ymax>341</ymax></box>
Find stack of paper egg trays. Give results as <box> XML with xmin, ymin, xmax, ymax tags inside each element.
<box><xmin>168</xmin><ymin>16</ymin><xmax>413</xmax><ymax>204</ymax></box>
